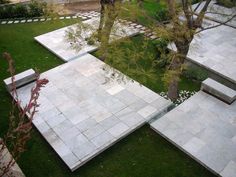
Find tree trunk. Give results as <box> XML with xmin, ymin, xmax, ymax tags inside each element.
<box><xmin>167</xmin><ymin>41</ymin><xmax>190</xmax><ymax>101</ymax></box>
<box><xmin>97</xmin><ymin>0</ymin><xmax>106</xmax><ymax>41</ymax></box>
<box><xmin>100</xmin><ymin>1</ymin><xmax>120</xmax><ymax>61</ymax></box>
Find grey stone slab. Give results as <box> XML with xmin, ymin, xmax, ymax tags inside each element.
<box><xmin>34</xmin><ymin>18</ymin><xmax>140</xmax><ymax>62</ymax></box>
<box><xmin>51</xmin><ymin>138</ymin><xmax>71</xmax><ymax>157</ymax></box>
<box><xmin>62</xmin><ymin>153</ymin><xmax>80</xmax><ymax>168</ymax></box>
<box><xmin>201</xmin><ymin>78</ymin><xmax>236</xmax><ymax>104</ymax></box>
<box><xmin>10</xmin><ymin>53</ymin><xmax>171</xmax><ymax>171</ymax></box>
<box><xmin>72</xmin><ymin>141</ymin><xmax>96</xmax><ymax>160</ymax></box>
<box><xmin>108</xmin><ymin>122</ymin><xmax>129</xmax><ymax>138</ymax></box>
<box><xmin>4</xmin><ymin>69</ymin><xmax>36</xmax><ymax>92</ymax></box>
<box><xmin>1</xmin><ymin>21</ymin><xmax>7</xmax><ymax>24</ymax></box>
<box><xmin>83</xmin><ymin>124</ymin><xmax>105</xmax><ymax>139</ymax></box>
<box><xmin>64</xmin><ymin>133</ymin><xmax>89</xmax><ymax>150</ymax></box>
<box><xmin>99</xmin><ymin>116</ymin><xmax>120</xmax><ymax>130</ymax></box>
<box><xmin>46</xmin><ymin>114</ymin><xmax>66</xmax><ymax>128</ymax></box>
<box><xmin>91</xmin><ymin>131</ymin><xmax>114</xmax><ymax>148</ymax></box>
<box><xmin>220</xmin><ymin>161</ymin><xmax>236</xmax><ymax>177</ymax></box>
<box><xmin>183</xmin><ymin>137</ymin><xmax>206</xmax><ymax>156</ymax></box>
<box><xmin>137</xmin><ymin>105</ymin><xmax>157</xmax><ymax>119</ymax></box>
<box><xmin>76</xmin><ymin>118</ymin><xmax>97</xmax><ymax>132</ymax></box>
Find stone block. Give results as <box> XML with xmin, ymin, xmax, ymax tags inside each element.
<box><xmin>201</xmin><ymin>78</ymin><xmax>236</xmax><ymax>104</ymax></box>
<box><xmin>3</xmin><ymin>69</ymin><xmax>37</xmax><ymax>92</ymax></box>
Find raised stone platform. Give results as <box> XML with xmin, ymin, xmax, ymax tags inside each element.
<box><xmin>201</xmin><ymin>78</ymin><xmax>236</xmax><ymax>104</ymax></box>
<box><xmin>3</xmin><ymin>69</ymin><xmax>37</xmax><ymax>92</ymax></box>
<box><xmin>14</xmin><ymin>54</ymin><xmax>172</xmax><ymax>171</ymax></box>
<box><xmin>169</xmin><ymin>22</ymin><xmax>236</xmax><ymax>88</ymax></box>
<box><xmin>34</xmin><ymin>18</ymin><xmax>140</xmax><ymax>62</ymax></box>
<box><xmin>151</xmin><ymin>91</ymin><xmax>236</xmax><ymax>177</ymax></box>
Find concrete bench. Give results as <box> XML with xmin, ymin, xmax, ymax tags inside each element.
<box><xmin>3</xmin><ymin>69</ymin><xmax>37</xmax><ymax>92</ymax></box>
<box><xmin>201</xmin><ymin>78</ymin><xmax>236</xmax><ymax>104</ymax></box>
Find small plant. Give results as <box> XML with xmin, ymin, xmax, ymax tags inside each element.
<box><xmin>182</xmin><ymin>65</ymin><xmax>208</xmax><ymax>82</ymax></box>
<box><xmin>0</xmin><ymin>52</ymin><xmax>48</xmax><ymax>177</ymax></box>
<box><xmin>160</xmin><ymin>90</ymin><xmax>196</xmax><ymax>106</ymax></box>
<box><xmin>155</xmin><ymin>8</ymin><xmax>170</xmax><ymax>22</ymax></box>
<box><xmin>216</xmin><ymin>0</ymin><xmax>236</xmax><ymax>7</ymax></box>
<box><xmin>153</xmin><ymin>39</ymin><xmax>170</xmax><ymax>68</ymax></box>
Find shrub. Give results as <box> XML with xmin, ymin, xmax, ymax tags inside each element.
<box><xmin>13</xmin><ymin>4</ymin><xmax>28</xmax><ymax>18</ymax></box>
<box><xmin>155</xmin><ymin>8</ymin><xmax>170</xmax><ymax>22</ymax></box>
<box><xmin>153</xmin><ymin>39</ymin><xmax>169</xmax><ymax>68</ymax></box>
<box><xmin>0</xmin><ymin>0</ymin><xmax>9</xmax><ymax>4</ymax></box>
<box><xmin>216</xmin><ymin>0</ymin><xmax>236</xmax><ymax>7</ymax></box>
<box><xmin>0</xmin><ymin>0</ymin><xmax>46</xmax><ymax>19</ymax></box>
<box><xmin>182</xmin><ymin>65</ymin><xmax>208</xmax><ymax>82</ymax></box>
<box><xmin>28</xmin><ymin>0</ymin><xmax>45</xmax><ymax>17</ymax></box>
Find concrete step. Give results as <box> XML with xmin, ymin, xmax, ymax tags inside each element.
<box><xmin>201</xmin><ymin>78</ymin><xmax>236</xmax><ymax>104</ymax></box>
<box><xmin>3</xmin><ymin>69</ymin><xmax>37</xmax><ymax>92</ymax></box>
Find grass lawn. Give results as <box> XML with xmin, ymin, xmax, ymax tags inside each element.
<box><xmin>0</xmin><ymin>16</ymin><xmax>215</xmax><ymax>177</ymax></box>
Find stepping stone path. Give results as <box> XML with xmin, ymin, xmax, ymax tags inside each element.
<box><xmin>0</xmin><ymin>10</ymin><xmax>158</xmax><ymax>41</ymax></box>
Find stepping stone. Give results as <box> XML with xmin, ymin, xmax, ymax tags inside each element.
<box><xmin>65</xmin><ymin>16</ymin><xmax>71</xmax><ymax>19</ymax></box>
<box><xmin>141</xmin><ymin>26</ymin><xmax>146</xmax><ymax>30</ymax></box>
<box><xmin>72</xmin><ymin>16</ymin><xmax>77</xmax><ymax>19</ymax></box>
<box><xmin>139</xmin><ymin>30</ymin><xmax>146</xmax><ymax>34</ymax></box>
<box><xmin>47</xmin><ymin>18</ymin><xmax>52</xmax><ymax>21</ymax></box>
<box><xmin>27</xmin><ymin>19</ymin><xmax>32</xmax><ymax>22</ymax></box>
<box><xmin>87</xmin><ymin>15</ymin><xmax>93</xmax><ymax>18</ymax></box>
<box><xmin>14</xmin><ymin>20</ymin><xmax>19</xmax><ymax>24</ymax></box>
<box><xmin>20</xmin><ymin>20</ymin><xmax>26</xmax><ymax>23</ymax></box>
<box><xmin>33</xmin><ymin>19</ymin><xmax>39</xmax><ymax>22</ymax></box>
<box><xmin>40</xmin><ymin>18</ymin><xmax>45</xmax><ymax>21</ymax></box>
<box><xmin>4</xmin><ymin>69</ymin><xmax>37</xmax><ymax>92</ymax></box>
<box><xmin>150</xmin><ymin>35</ymin><xmax>158</xmax><ymax>40</ymax></box>
<box><xmin>1</xmin><ymin>21</ymin><xmax>7</xmax><ymax>24</ymax></box>
<box><xmin>59</xmin><ymin>16</ymin><xmax>65</xmax><ymax>20</ymax></box>
<box><xmin>146</xmin><ymin>33</ymin><xmax>153</xmax><ymax>37</ymax></box>
<box><xmin>136</xmin><ymin>25</ymin><xmax>143</xmax><ymax>28</ymax></box>
<box><xmin>81</xmin><ymin>16</ymin><xmax>87</xmax><ymax>20</ymax></box>
<box><xmin>8</xmin><ymin>21</ymin><xmax>13</xmax><ymax>24</ymax></box>
<box><xmin>201</xmin><ymin>78</ymin><xmax>236</xmax><ymax>104</ymax></box>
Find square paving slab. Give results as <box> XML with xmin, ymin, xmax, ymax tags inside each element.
<box><xmin>34</xmin><ymin>18</ymin><xmax>140</xmax><ymax>62</ymax></box>
<box><xmin>151</xmin><ymin>91</ymin><xmax>236</xmax><ymax>177</ymax></box>
<box><xmin>15</xmin><ymin>54</ymin><xmax>171</xmax><ymax>171</ymax></box>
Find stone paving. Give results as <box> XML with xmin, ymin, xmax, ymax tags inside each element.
<box><xmin>169</xmin><ymin>21</ymin><xmax>236</xmax><ymax>86</ymax></box>
<box><xmin>151</xmin><ymin>91</ymin><xmax>236</xmax><ymax>177</ymax></box>
<box><xmin>193</xmin><ymin>0</ymin><xmax>236</xmax><ymax>28</ymax></box>
<box><xmin>15</xmin><ymin>54</ymin><xmax>172</xmax><ymax>171</ymax></box>
<box><xmin>34</xmin><ymin>17</ymin><xmax>141</xmax><ymax>62</ymax></box>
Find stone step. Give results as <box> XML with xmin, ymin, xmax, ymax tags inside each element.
<box><xmin>201</xmin><ymin>78</ymin><xmax>236</xmax><ymax>104</ymax></box>
<box><xmin>3</xmin><ymin>69</ymin><xmax>37</xmax><ymax>92</ymax></box>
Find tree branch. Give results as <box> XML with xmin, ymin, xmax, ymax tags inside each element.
<box><xmin>195</xmin><ymin>13</ymin><xmax>236</xmax><ymax>34</ymax></box>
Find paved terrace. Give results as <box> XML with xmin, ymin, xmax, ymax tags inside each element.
<box><xmin>170</xmin><ymin>1</ymin><xmax>236</xmax><ymax>88</ymax></box>
<box><xmin>151</xmin><ymin>91</ymin><xmax>236</xmax><ymax>177</ymax></box>
<box><xmin>34</xmin><ymin>17</ymin><xmax>140</xmax><ymax>62</ymax></box>
<box><xmin>15</xmin><ymin>54</ymin><xmax>172</xmax><ymax>171</ymax></box>
<box><xmin>169</xmin><ymin>22</ymin><xmax>236</xmax><ymax>87</ymax></box>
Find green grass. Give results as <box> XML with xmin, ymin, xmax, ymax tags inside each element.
<box><xmin>0</xmin><ymin>16</ymin><xmax>214</xmax><ymax>177</ymax></box>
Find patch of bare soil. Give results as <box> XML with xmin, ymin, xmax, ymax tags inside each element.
<box><xmin>56</xmin><ymin>1</ymin><xmax>100</xmax><ymax>15</ymax></box>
